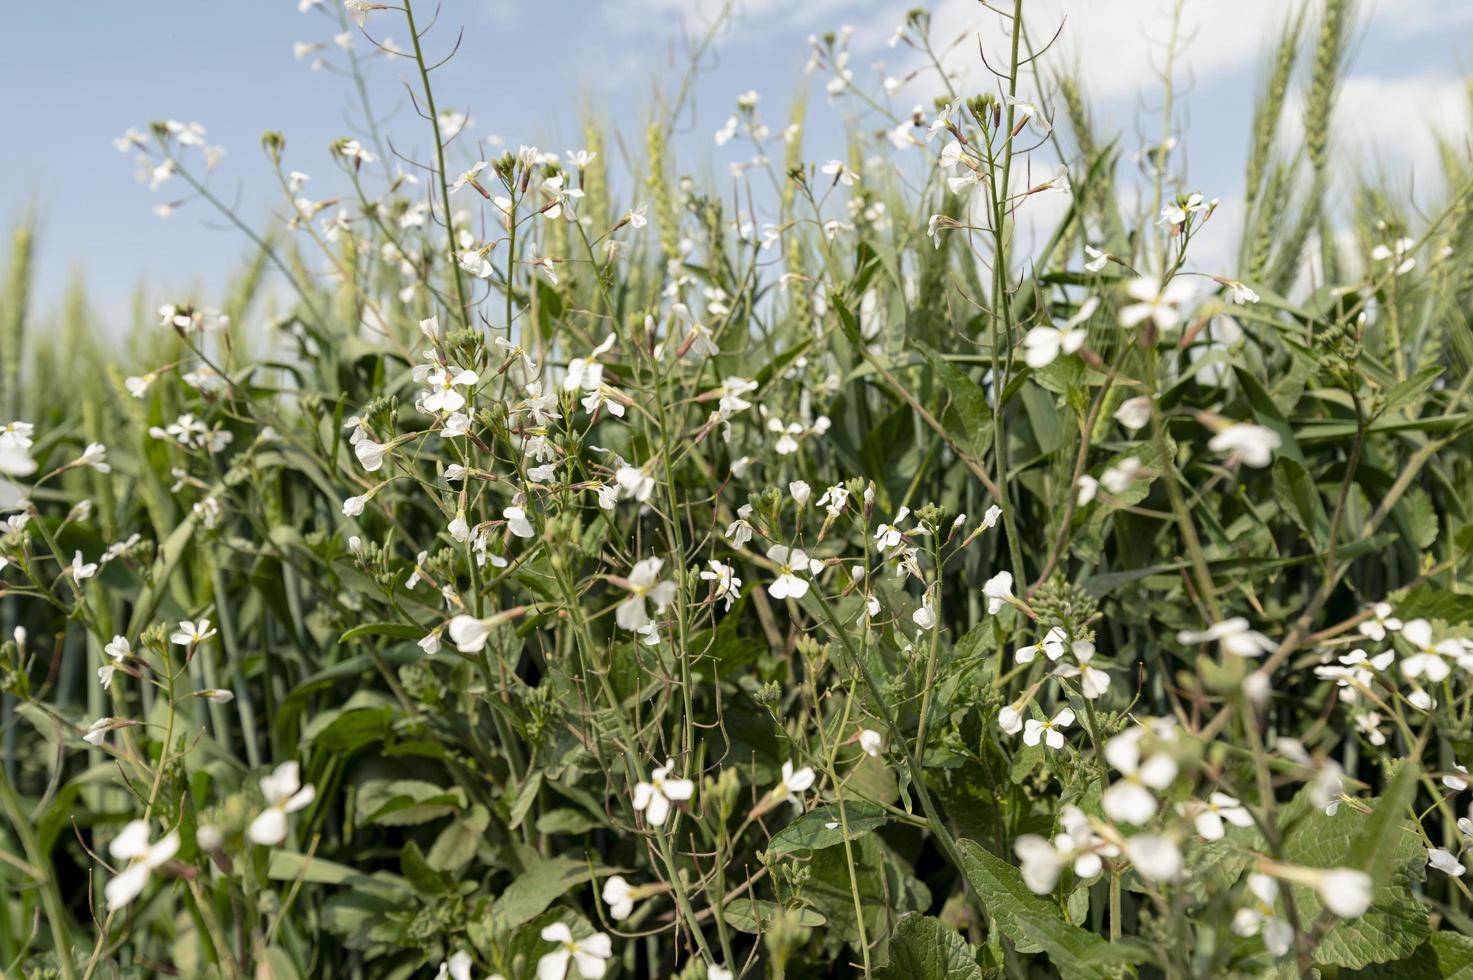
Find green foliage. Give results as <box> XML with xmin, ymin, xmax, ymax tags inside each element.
<box><xmin>1</xmin><ymin>1</ymin><xmax>1472</xmax><ymax>978</ymax></box>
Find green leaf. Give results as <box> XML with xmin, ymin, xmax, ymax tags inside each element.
<box><xmin>1404</xmin><ymin>487</ymin><xmax>1439</xmax><ymax>550</ymax></box>
<box><xmin>490</xmin><ymin>856</ymin><xmax>594</xmax><ymax>935</ymax></box>
<box><xmin>508</xmin><ymin>770</ymin><xmax>543</xmax><ymax>830</ymax></box>
<box><xmin>722</xmin><ymin>898</ymin><xmax>827</xmax><ymax>934</ymax></box>
<box><xmin>339</xmin><ymin>621</ymin><xmax>424</xmax><ymax>643</ymax></box>
<box><xmin>358</xmin><ymin>779</ymin><xmax>466</xmax><ymax>827</ymax></box>
<box><xmin>955</xmin><ymin>839</ymin><xmax>1146</xmax><ymax>979</ymax></box>
<box><xmin>1272</xmin><ymin>456</ymin><xmax>1329</xmax><ymax>546</ymax></box>
<box><xmin>535</xmin><ymin>808</ymin><xmax>605</xmax><ymax>836</ymax></box>
<box><xmin>1279</xmin><ymin>782</ymin><xmax>1430</xmax><ymax>968</ymax></box>
<box><xmin>400</xmin><ymin>840</ymin><xmax>452</xmax><ymax>895</ymax></box>
<box><xmin>427</xmin><ymin>805</ymin><xmax>490</xmax><ymax>872</ymax></box>
<box><xmin>268</xmin><ymin>851</ymin><xmax>364</xmax><ymax>886</ymax></box>
<box><xmin>1233</xmin><ymin>365</ymin><xmax>1305</xmax><ymax>463</ymax></box>
<box><xmin>875</xmin><ymin>913</ymin><xmax>983</xmax><ymax>980</ymax></box>
<box><xmin>1396</xmin><ymin>586</ymin><xmax>1473</xmax><ymax>624</ymax></box>
<box><xmin>914</xmin><ymin>340</ymin><xmax>994</xmax><ymax>458</ymax></box>
<box><xmin>766</xmin><ymin>800</ymin><xmax>888</xmax><ymax>855</ymax></box>
<box><xmin>1353</xmin><ymin>762</ymin><xmax>1419</xmax><ymax>885</ymax></box>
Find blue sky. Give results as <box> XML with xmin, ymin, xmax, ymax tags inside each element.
<box><xmin>4</xmin><ymin>0</ymin><xmax>1470</xmax><ymax>326</ymax></box>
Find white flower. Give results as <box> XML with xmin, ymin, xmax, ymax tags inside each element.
<box><xmin>83</xmin><ymin>717</ymin><xmax>116</xmax><ymax>746</ymax></box>
<box><xmin>1233</xmin><ymin>874</ymin><xmax>1293</xmax><ymax>957</ymax></box>
<box><xmin>434</xmin><ymin>951</ymin><xmax>475</xmax><ymax>980</ymax></box>
<box><xmin>1016</xmin><ymin>626</ymin><xmax>1067</xmax><ymax>665</ymax></box>
<box><xmin>1177</xmin><ymin>617</ymin><xmax>1275</xmax><ymax>658</ymax></box>
<box><xmin>1124</xmin><ymin>834</ymin><xmax>1182</xmax><ymax>882</ymax></box>
<box><xmin>615</xmin><ymin>465</ymin><xmax>655</xmax><ymax>503</ymax></box>
<box><xmin>725</xmin><ymin>507</ymin><xmax>754</xmax><ymax>549</ymax></box>
<box><xmin>1119</xmin><ymin>277</ymin><xmax>1195</xmax><ymax>332</ymax></box>
<box><xmin>70</xmin><ymin>550</ymin><xmax>99</xmax><ymax>582</ymax></box>
<box><xmin>1316</xmin><ymin>868</ymin><xmax>1373</xmax><ymax>917</ymax></box>
<box><xmin>1223</xmin><ymin>280</ymin><xmax>1260</xmax><ymax>304</ymax></box>
<box><xmin>422</xmin><ymin>366</ymin><xmax>479</xmax><ymax>414</ymax></box>
<box><xmin>602</xmin><ymin>875</ymin><xmax>636</xmax><ymax>920</ymax></box>
<box><xmin>1015</xmin><ymin>807</ymin><xmax>1118</xmax><ymax>895</ymax></box>
<box><xmin>1102</xmin><ymin>728</ymin><xmax>1178</xmax><ymax>824</ymax></box>
<box><xmin>170</xmin><ymin>619</ymin><xmax>217</xmax><ymax>647</ymax></box>
<box><xmin>1084</xmin><ymin>245</ymin><xmax>1110</xmax><ymax>272</ymax></box>
<box><xmin>354</xmin><ymin>437</ymin><xmax>389</xmax><ymax>472</ymax></box>
<box><xmin>912</xmin><ymin>593</ymin><xmax>937</xmax><ymax>630</ymax></box>
<box><xmin>1053</xmin><ymin>641</ymin><xmax>1111</xmax><ymax>699</ymax></box>
<box><xmin>504</xmin><ymin>506</ymin><xmax>535</xmax><ymax>539</ymax></box>
<box><xmin>342</xmin><ymin>494</ymin><xmax>367</xmax><ymax>517</ymax></box>
<box><xmin>1022</xmin><ymin>324</ymin><xmax>1086</xmax><ymax>368</ymax></box>
<box><xmin>1014</xmin><ymin>834</ymin><xmax>1067</xmax><ymax>894</ymax></box>
<box><xmin>632</xmin><ymin>758</ymin><xmax>695</xmax><ymax>827</ymax></box>
<box><xmin>1114</xmin><ymin>397</ymin><xmax>1152</xmax><ymax>431</ymax></box>
<box><xmin>1185</xmin><ymin>792</ymin><xmax>1254</xmax><ymax>840</ymax></box>
<box><xmin>875</xmin><ymin>507</ymin><xmax>911</xmax><ymax>550</ymax></box>
<box><xmin>616</xmin><ymin>557</ymin><xmax>677</xmax><ymax>631</ymax></box>
<box><xmin>1444</xmin><ymin>764</ymin><xmax>1469</xmax><ymax>792</ymax></box>
<box><xmin>449</xmin><ymin>161</ymin><xmax>488</xmax><ymax>195</ymax></box>
<box><xmin>980</xmin><ymin>505</ymin><xmax>1003</xmax><ymax>530</ymax></box>
<box><xmin>789</xmin><ymin>480</ymin><xmax>812</xmax><ymax>506</ymax></box>
<box><xmin>343</xmin><ymin>0</ymin><xmax>376</xmax><ymax>27</ymax></box>
<box><xmin>1007</xmin><ymin>96</ymin><xmax>1051</xmax><ymax>135</ymax></box>
<box><xmin>1400</xmin><ymin>618</ymin><xmax>1459</xmax><ymax>682</ymax></box>
<box><xmin>1370</xmin><ymin>237</ymin><xmax>1416</xmax><ymax>276</ymax></box>
<box><xmin>708</xmin><ymin>966</ymin><xmax>733</xmax><ymax>980</ymax></box>
<box><xmin>104</xmin><ymin>820</ymin><xmax>180</xmax><ymax>911</ymax></box>
<box><xmin>79</xmin><ymin>443</ymin><xmax>111</xmax><ymax>473</ymax></box>
<box><xmin>1098</xmin><ymin>457</ymin><xmax>1142</xmax><ymax>495</ymax></box>
<box><xmin>566</xmin><ymin>335</ymin><xmax>616</xmax><ymax>393</ymax></box>
<box><xmin>699</xmin><ymin>560</ymin><xmax>742</xmax><ymax>611</ymax></box>
<box><xmin>767</xmin><ymin>545</ymin><xmax>820</xmax><ymax>600</ymax></box>
<box><xmin>820</xmin><ymin>160</ymin><xmax>857</xmax><ymax>186</ymax></box>
<box><xmin>858</xmin><ymin>729</ymin><xmax>883</xmax><ymax>757</ymax></box>
<box><xmin>1023</xmin><ymin>707</ymin><xmax>1074</xmax><ymax>750</ymax></box>
<box><xmin>1429</xmin><ymin>847</ymin><xmax>1467</xmax><ymax>877</ymax></box>
<box><xmin>448</xmin><ymin>614</ymin><xmax>494</xmax><ymax>653</ymax></box>
<box><xmin>537</xmin><ymin>923</ymin><xmax>612</xmax><ymax>980</ymax></box>
<box><xmin>771</xmin><ymin>760</ymin><xmax>816</xmax><ymax>808</ymax></box>
<box><xmin>1208</xmin><ymin>423</ymin><xmax>1281</xmax><ymax>468</ymax></box>
<box><xmin>982</xmin><ymin>571</ymin><xmax>1013</xmax><ymax>614</ymax></box>
<box><xmin>248</xmin><ymin>761</ymin><xmax>317</xmax><ymax>845</ymax></box>
<box><xmin>1358</xmin><ymin>601</ymin><xmax>1403</xmax><ymax>641</ymax></box>
<box><xmin>99</xmin><ymin>635</ymin><xmax>131</xmax><ymax>689</ymax></box>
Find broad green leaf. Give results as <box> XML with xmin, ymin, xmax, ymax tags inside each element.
<box><xmin>490</xmin><ymin>856</ymin><xmax>594</xmax><ymax>935</ymax></box>
<box><xmin>1279</xmin><ymin>782</ymin><xmax>1430</xmax><ymax>968</ymax></box>
<box><xmin>1396</xmin><ymin>586</ymin><xmax>1473</xmax><ymax>624</ymax></box>
<box><xmin>428</xmin><ymin>804</ymin><xmax>490</xmax><ymax>872</ymax></box>
<box><xmin>766</xmin><ymin>800</ymin><xmax>888</xmax><ymax>855</ymax></box>
<box><xmin>914</xmin><ymin>339</ymin><xmax>994</xmax><ymax>459</ymax></box>
<box><xmin>722</xmin><ymin>898</ymin><xmax>827</xmax><ymax>934</ymax></box>
<box><xmin>875</xmin><ymin>913</ymin><xmax>983</xmax><ymax>980</ymax></box>
<box><xmin>955</xmin><ymin>839</ymin><xmax>1147</xmax><ymax>979</ymax></box>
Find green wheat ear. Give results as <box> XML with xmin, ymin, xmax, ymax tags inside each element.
<box><xmin>1244</xmin><ymin>5</ymin><xmax>1304</xmax><ymax>200</ymax></box>
<box><xmin>646</xmin><ymin>119</ymin><xmax>680</xmax><ymax>262</ymax></box>
<box><xmin>580</xmin><ymin>113</ymin><xmax>612</xmax><ymax>234</ymax></box>
<box><xmin>0</xmin><ymin>218</ymin><xmax>34</xmax><ymax>420</ymax></box>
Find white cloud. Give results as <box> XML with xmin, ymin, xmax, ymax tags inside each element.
<box><xmin>873</xmin><ymin>0</ymin><xmax>1289</xmax><ymax>105</ymax></box>
<box><xmin>598</xmin><ymin>0</ymin><xmax>858</xmax><ymax>38</ymax></box>
<box><xmin>1309</xmin><ymin>73</ymin><xmax>1469</xmax><ymax>190</ymax></box>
